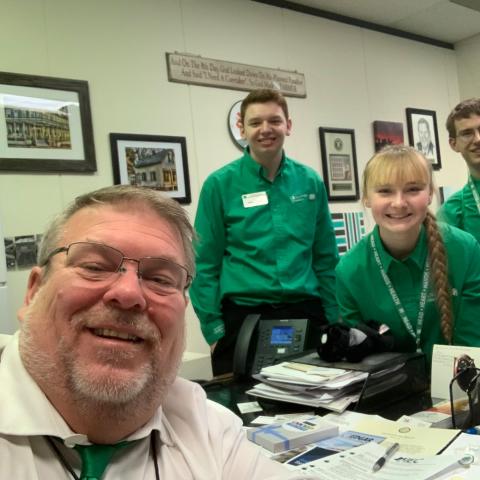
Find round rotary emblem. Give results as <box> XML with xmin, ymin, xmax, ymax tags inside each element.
<box><xmin>334</xmin><ymin>137</ymin><xmax>343</xmax><ymax>151</ymax></box>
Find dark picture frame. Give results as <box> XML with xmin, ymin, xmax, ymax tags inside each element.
<box><xmin>319</xmin><ymin>127</ymin><xmax>360</xmax><ymax>201</ymax></box>
<box><xmin>373</xmin><ymin>120</ymin><xmax>404</xmax><ymax>152</ymax></box>
<box><xmin>0</xmin><ymin>71</ymin><xmax>96</xmax><ymax>172</ymax></box>
<box><xmin>406</xmin><ymin>108</ymin><xmax>442</xmax><ymax>170</ymax></box>
<box><xmin>110</xmin><ymin>133</ymin><xmax>191</xmax><ymax>204</ymax></box>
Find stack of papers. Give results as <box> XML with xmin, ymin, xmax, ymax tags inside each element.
<box><xmin>246</xmin><ymin>361</ymin><xmax>368</xmax><ymax>412</ymax></box>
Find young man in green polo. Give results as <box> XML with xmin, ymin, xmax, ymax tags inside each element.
<box><xmin>191</xmin><ymin>89</ymin><xmax>339</xmax><ymax>375</ymax></box>
<box><xmin>437</xmin><ymin>98</ymin><xmax>480</xmax><ymax>242</ymax></box>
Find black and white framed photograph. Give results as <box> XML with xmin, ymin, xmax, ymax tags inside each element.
<box><xmin>319</xmin><ymin>127</ymin><xmax>360</xmax><ymax>201</ymax></box>
<box><xmin>110</xmin><ymin>133</ymin><xmax>191</xmax><ymax>204</ymax></box>
<box><xmin>406</xmin><ymin>108</ymin><xmax>442</xmax><ymax>170</ymax></box>
<box><xmin>0</xmin><ymin>71</ymin><xmax>96</xmax><ymax>172</ymax></box>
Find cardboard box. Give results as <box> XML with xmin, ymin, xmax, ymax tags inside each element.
<box><xmin>247</xmin><ymin>415</ymin><xmax>338</xmax><ymax>453</ymax></box>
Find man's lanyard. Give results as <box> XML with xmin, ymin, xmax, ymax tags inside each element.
<box><xmin>370</xmin><ymin>234</ymin><xmax>430</xmax><ymax>352</ymax></box>
<box><xmin>468</xmin><ymin>176</ymin><xmax>480</xmax><ymax>215</ymax></box>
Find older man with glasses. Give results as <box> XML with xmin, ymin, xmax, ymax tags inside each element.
<box><xmin>0</xmin><ymin>185</ymin><xmax>299</xmax><ymax>479</ymax></box>
<box><xmin>437</xmin><ymin>98</ymin><xmax>480</xmax><ymax>243</ymax></box>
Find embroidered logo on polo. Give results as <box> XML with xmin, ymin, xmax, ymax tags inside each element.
<box><xmin>290</xmin><ymin>193</ymin><xmax>315</xmax><ymax>203</ymax></box>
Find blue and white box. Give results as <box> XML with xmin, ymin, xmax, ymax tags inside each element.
<box><xmin>247</xmin><ymin>415</ymin><xmax>338</xmax><ymax>453</ymax></box>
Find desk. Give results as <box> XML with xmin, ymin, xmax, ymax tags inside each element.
<box><xmin>202</xmin><ymin>378</ymin><xmax>432</xmax><ymax>425</ymax></box>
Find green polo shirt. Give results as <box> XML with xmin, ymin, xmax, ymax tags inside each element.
<box><xmin>437</xmin><ymin>177</ymin><xmax>480</xmax><ymax>243</ymax></box>
<box><xmin>191</xmin><ymin>149</ymin><xmax>339</xmax><ymax>344</ymax></box>
<box><xmin>336</xmin><ymin>223</ymin><xmax>480</xmax><ymax>365</ymax></box>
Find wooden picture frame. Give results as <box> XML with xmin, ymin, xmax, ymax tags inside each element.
<box><xmin>110</xmin><ymin>133</ymin><xmax>191</xmax><ymax>204</ymax></box>
<box><xmin>0</xmin><ymin>71</ymin><xmax>96</xmax><ymax>172</ymax></box>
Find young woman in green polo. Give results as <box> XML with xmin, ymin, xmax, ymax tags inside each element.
<box><xmin>336</xmin><ymin>145</ymin><xmax>480</xmax><ymax>365</ymax></box>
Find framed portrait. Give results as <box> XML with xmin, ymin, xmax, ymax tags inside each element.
<box><xmin>110</xmin><ymin>133</ymin><xmax>191</xmax><ymax>204</ymax></box>
<box><xmin>228</xmin><ymin>100</ymin><xmax>247</xmax><ymax>150</ymax></box>
<box><xmin>406</xmin><ymin>108</ymin><xmax>442</xmax><ymax>170</ymax></box>
<box><xmin>319</xmin><ymin>127</ymin><xmax>360</xmax><ymax>201</ymax></box>
<box><xmin>0</xmin><ymin>71</ymin><xmax>96</xmax><ymax>172</ymax></box>
<box><xmin>373</xmin><ymin>120</ymin><xmax>404</xmax><ymax>152</ymax></box>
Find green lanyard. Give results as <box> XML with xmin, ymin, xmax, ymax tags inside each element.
<box><xmin>370</xmin><ymin>234</ymin><xmax>430</xmax><ymax>352</ymax></box>
<box><xmin>468</xmin><ymin>176</ymin><xmax>480</xmax><ymax>215</ymax></box>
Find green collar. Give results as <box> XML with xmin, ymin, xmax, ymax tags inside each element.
<box><xmin>470</xmin><ymin>174</ymin><xmax>480</xmax><ymax>188</ymax></box>
<box><xmin>243</xmin><ymin>147</ymin><xmax>287</xmax><ymax>181</ymax></box>
<box><xmin>373</xmin><ymin>225</ymin><xmax>427</xmax><ymax>270</ymax></box>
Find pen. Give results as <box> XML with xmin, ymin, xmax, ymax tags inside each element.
<box><xmin>372</xmin><ymin>442</ymin><xmax>400</xmax><ymax>473</ymax></box>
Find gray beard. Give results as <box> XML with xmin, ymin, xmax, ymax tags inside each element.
<box><xmin>19</xmin><ymin>297</ymin><xmax>184</xmax><ymax>422</ymax></box>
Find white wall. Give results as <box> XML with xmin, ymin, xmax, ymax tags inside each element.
<box><xmin>455</xmin><ymin>33</ymin><xmax>480</xmax><ymax>100</ymax></box>
<box><xmin>0</xmin><ymin>0</ymin><xmax>466</xmax><ymax>353</ymax></box>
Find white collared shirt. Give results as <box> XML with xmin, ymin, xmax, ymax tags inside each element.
<box><xmin>0</xmin><ymin>333</ymin><xmax>312</xmax><ymax>479</ymax></box>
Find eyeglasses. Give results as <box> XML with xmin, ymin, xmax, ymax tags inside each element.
<box><xmin>456</xmin><ymin>126</ymin><xmax>480</xmax><ymax>143</ymax></box>
<box><xmin>41</xmin><ymin>242</ymin><xmax>192</xmax><ymax>295</ymax></box>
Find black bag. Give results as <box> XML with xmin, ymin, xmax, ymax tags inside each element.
<box><xmin>316</xmin><ymin>320</ymin><xmax>395</xmax><ymax>363</ymax></box>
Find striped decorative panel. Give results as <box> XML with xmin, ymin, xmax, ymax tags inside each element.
<box><xmin>331</xmin><ymin>211</ymin><xmax>366</xmax><ymax>255</ymax></box>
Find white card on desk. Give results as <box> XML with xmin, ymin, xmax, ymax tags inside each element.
<box><xmin>242</xmin><ymin>191</ymin><xmax>268</xmax><ymax>208</ymax></box>
<box><xmin>251</xmin><ymin>415</ymin><xmax>277</xmax><ymax>425</ymax></box>
<box><xmin>237</xmin><ymin>401</ymin><xmax>263</xmax><ymax>414</ymax></box>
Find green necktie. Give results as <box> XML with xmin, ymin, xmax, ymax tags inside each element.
<box><xmin>74</xmin><ymin>441</ymin><xmax>133</xmax><ymax>480</ymax></box>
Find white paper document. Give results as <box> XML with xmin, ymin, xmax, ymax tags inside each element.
<box><xmin>322</xmin><ymin>411</ymin><xmax>385</xmax><ymax>431</ymax></box>
<box><xmin>293</xmin><ymin>442</ymin><xmax>465</xmax><ymax>480</ymax></box>
<box><xmin>353</xmin><ymin>417</ymin><xmax>459</xmax><ymax>455</ymax></box>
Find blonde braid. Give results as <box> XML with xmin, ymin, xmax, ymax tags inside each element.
<box><xmin>424</xmin><ymin>211</ymin><xmax>453</xmax><ymax>343</ymax></box>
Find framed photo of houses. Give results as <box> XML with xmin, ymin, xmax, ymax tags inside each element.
<box><xmin>109</xmin><ymin>133</ymin><xmax>191</xmax><ymax>204</ymax></box>
<box><xmin>0</xmin><ymin>71</ymin><xmax>96</xmax><ymax>172</ymax></box>
<box><xmin>319</xmin><ymin>127</ymin><xmax>360</xmax><ymax>201</ymax></box>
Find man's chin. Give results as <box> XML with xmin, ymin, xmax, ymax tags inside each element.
<box><xmin>68</xmin><ymin>361</ymin><xmax>156</xmax><ymax>405</ymax></box>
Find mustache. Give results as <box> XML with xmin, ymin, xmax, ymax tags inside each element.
<box><xmin>71</xmin><ymin>306</ymin><xmax>160</xmax><ymax>342</ymax></box>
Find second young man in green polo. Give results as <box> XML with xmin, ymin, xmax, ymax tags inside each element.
<box><xmin>438</xmin><ymin>98</ymin><xmax>480</xmax><ymax>242</ymax></box>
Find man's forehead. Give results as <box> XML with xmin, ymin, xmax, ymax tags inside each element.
<box><xmin>455</xmin><ymin>114</ymin><xmax>480</xmax><ymax>128</ymax></box>
<box><xmin>244</xmin><ymin>102</ymin><xmax>284</xmax><ymax>117</ymax></box>
<box><xmin>62</xmin><ymin>204</ymin><xmax>179</xmax><ymax>242</ymax></box>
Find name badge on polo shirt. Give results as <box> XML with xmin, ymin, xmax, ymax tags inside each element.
<box><xmin>242</xmin><ymin>191</ymin><xmax>268</xmax><ymax>208</ymax></box>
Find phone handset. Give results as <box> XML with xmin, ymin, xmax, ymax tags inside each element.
<box><xmin>233</xmin><ymin>314</ymin><xmax>261</xmax><ymax>377</ymax></box>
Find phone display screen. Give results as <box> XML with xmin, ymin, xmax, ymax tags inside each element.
<box><xmin>270</xmin><ymin>325</ymin><xmax>294</xmax><ymax>345</ymax></box>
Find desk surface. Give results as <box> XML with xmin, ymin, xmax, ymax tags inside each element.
<box><xmin>202</xmin><ymin>377</ymin><xmax>433</xmax><ymax>425</ymax></box>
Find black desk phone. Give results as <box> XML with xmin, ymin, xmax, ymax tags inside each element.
<box><xmin>232</xmin><ymin>314</ymin><xmax>309</xmax><ymax>377</ymax></box>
